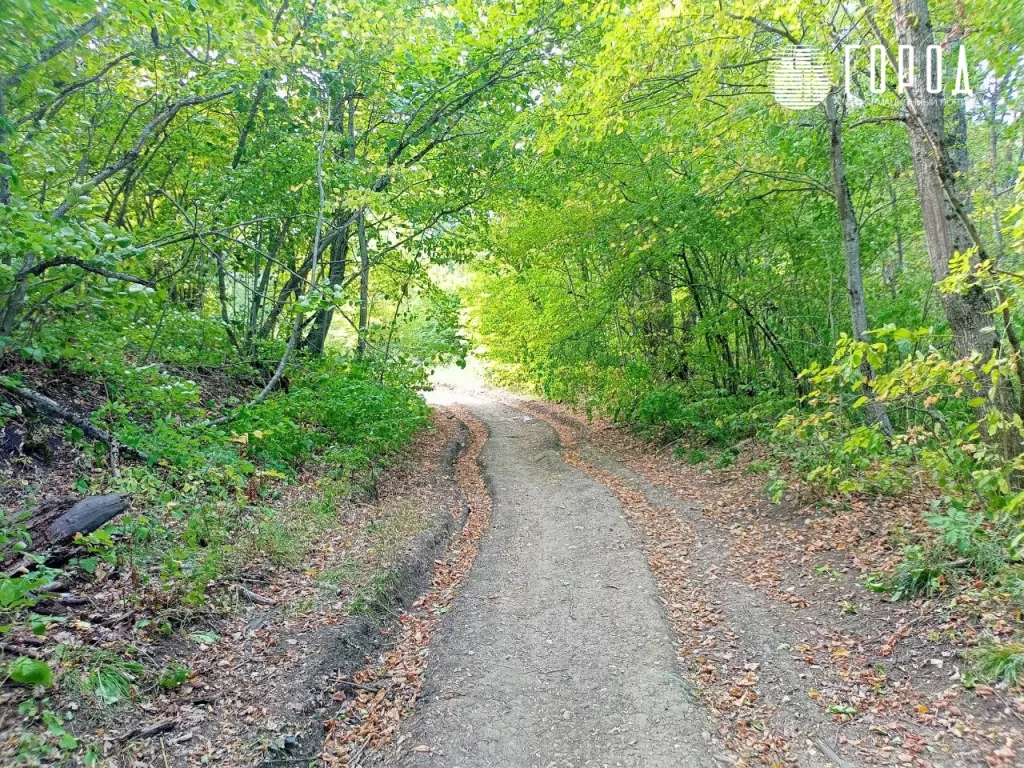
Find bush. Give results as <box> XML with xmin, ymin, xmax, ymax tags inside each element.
<box><xmin>889</xmin><ymin>545</ymin><xmax>957</xmax><ymax>600</ymax></box>
<box><xmin>235</xmin><ymin>360</ymin><xmax>429</xmax><ymax>477</ymax></box>
<box><xmin>624</xmin><ymin>385</ymin><xmax>794</xmax><ymax>447</ymax></box>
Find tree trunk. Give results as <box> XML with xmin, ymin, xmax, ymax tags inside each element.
<box><xmin>892</xmin><ymin>0</ymin><xmax>1019</xmax><ymax>450</ymax></box>
<box><xmin>1</xmin><ymin>253</ymin><xmax>34</xmax><ymax>335</ymax></box>
<box><xmin>305</xmin><ymin>218</ymin><xmax>349</xmax><ymax>355</ymax></box>
<box><xmin>0</xmin><ymin>85</ymin><xmax>11</xmax><ymax>210</ymax></box>
<box><xmin>355</xmin><ymin>211</ymin><xmax>370</xmax><ymax>357</ymax></box>
<box><xmin>823</xmin><ymin>90</ymin><xmax>892</xmax><ymax>436</ymax></box>
<box><xmin>4</xmin><ymin>494</ymin><xmax>128</xmax><ymax>572</ymax></box>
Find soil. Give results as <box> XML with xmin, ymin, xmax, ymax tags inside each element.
<box><xmin>383</xmin><ymin>397</ymin><xmax>729</xmax><ymax>768</ymax></box>
<box><xmin>509</xmin><ymin>396</ymin><xmax>1024</xmax><ymax>768</ymax></box>
<box><xmin>0</xmin><ymin>406</ymin><xmax>482</xmax><ymax>767</ymax></box>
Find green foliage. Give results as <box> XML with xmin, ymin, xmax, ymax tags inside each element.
<box><xmin>685</xmin><ymin>448</ymin><xmax>708</xmax><ymax>465</ymax></box>
<box><xmin>745</xmin><ymin>459</ymin><xmax>774</xmax><ymax>475</ymax></box>
<box><xmin>234</xmin><ymin>362</ymin><xmax>429</xmax><ymax>475</ymax></box>
<box><xmin>348</xmin><ymin>569</ymin><xmax>402</xmax><ymax>619</ymax></box>
<box><xmin>888</xmin><ymin>545</ymin><xmax>956</xmax><ymax>601</ymax></box>
<box><xmin>714</xmin><ymin>446</ymin><xmax>740</xmax><ymax>469</ymax></box>
<box><xmin>187</xmin><ymin>630</ymin><xmax>220</xmax><ymax>646</ymax></box>
<box><xmin>6</xmin><ymin>658</ymin><xmax>53</xmax><ymax>688</ymax></box>
<box><xmin>9</xmin><ymin>699</ymin><xmax>81</xmax><ymax>763</ymax></box>
<box><xmin>632</xmin><ymin>390</ymin><xmax>794</xmax><ymax>448</ymax></box>
<box><xmin>75</xmin><ymin>653</ymin><xmax>146</xmax><ymax>707</ymax></box>
<box><xmin>157</xmin><ymin>663</ymin><xmax>192</xmax><ymax>690</ymax></box>
<box><xmin>967</xmin><ymin>641</ymin><xmax>1024</xmax><ymax>687</ymax></box>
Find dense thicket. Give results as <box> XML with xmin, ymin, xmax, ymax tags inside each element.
<box><xmin>468</xmin><ymin>0</ymin><xmax>1024</xmax><ymax>538</ymax></box>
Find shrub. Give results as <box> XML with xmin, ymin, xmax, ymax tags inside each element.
<box><xmin>889</xmin><ymin>545</ymin><xmax>956</xmax><ymax>600</ymax></box>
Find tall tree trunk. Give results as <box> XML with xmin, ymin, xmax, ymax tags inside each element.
<box><xmin>0</xmin><ymin>85</ymin><xmax>10</xmax><ymax>210</ymax></box>
<box><xmin>823</xmin><ymin>91</ymin><xmax>893</xmax><ymax>435</ymax></box>
<box><xmin>882</xmin><ymin>158</ymin><xmax>904</xmax><ymax>297</ymax></box>
<box><xmin>304</xmin><ymin>219</ymin><xmax>348</xmax><ymax>355</ymax></box>
<box><xmin>355</xmin><ymin>211</ymin><xmax>370</xmax><ymax>357</ymax></box>
<box><xmin>1</xmin><ymin>253</ymin><xmax>34</xmax><ymax>335</ymax></box>
<box><xmin>307</xmin><ymin>94</ymin><xmax>357</xmax><ymax>356</ymax></box>
<box><xmin>892</xmin><ymin>0</ymin><xmax>1019</xmax><ymax>450</ymax></box>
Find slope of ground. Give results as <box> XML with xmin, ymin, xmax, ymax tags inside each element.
<box><xmin>0</xmin><ymin>406</ymin><xmax>483</xmax><ymax>767</ymax></box>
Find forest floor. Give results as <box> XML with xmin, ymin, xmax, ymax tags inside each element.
<box><xmin>0</xmin><ymin>401</ymin><xmax>492</xmax><ymax>768</ymax></box>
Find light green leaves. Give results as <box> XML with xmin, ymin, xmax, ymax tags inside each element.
<box><xmin>7</xmin><ymin>656</ymin><xmax>54</xmax><ymax>687</ymax></box>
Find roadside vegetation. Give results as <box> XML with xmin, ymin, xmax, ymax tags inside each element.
<box><xmin>0</xmin><ymin>0</ymin><xmax>521</xmax><ymax>762</ymax></box>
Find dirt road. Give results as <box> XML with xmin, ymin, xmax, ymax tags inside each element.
<box><xmin>397</xmin><ymin>394</ymin><xmax>728</xmax><ymax>768</ymax></box>
<box><xmin>382</xmin><ymin>372</ymin><xmax>1024</xmax><ymax>768</ymax></box>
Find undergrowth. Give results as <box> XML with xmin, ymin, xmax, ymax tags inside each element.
<box><xmin>0</xmin><ymin>298</ymin><xmax>443</xmax><ymax>762</ymax></box>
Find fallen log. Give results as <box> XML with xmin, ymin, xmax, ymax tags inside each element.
<box><xmin>0</xmin><ymin>380</ymin><xmax>145</xmax><ymax>460</ymax></box>
<box><xmin>46</xmin><ymin>494</ymin><xmax>128</xmax><ymax>543</ymax></box>
<box><xmin>4</xmin><ymin>494</ymin><xmax>129</xmax><ymax>572</ymax></box>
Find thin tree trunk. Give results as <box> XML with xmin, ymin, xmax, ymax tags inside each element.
<box><xmin>210</xmin><ymin>93</ymin><xmax>331</xmax><ymax>425</ymax></box>
<box><xmin>0</xmin><ymin>85</ymin><xmax>10</xmax><ymax>210</ymax></box>
<box><xmin>356</xmin><ymin>210</ymin><xmax>370</xmax><ymax>357</ymax></box>
<box><xmin>986</xmin><ymin>80</ymin><xmax>1024</xmax><ymax>412</ymax></box>
<box><xmin>304</xmin><ymin>220</ymin><xmax>348</xmax><ymax>355</ymax></box>
<box><xmin>823</xmin><ymin>90</ymin><xmax>892</xmax><ymax>435</ymax></box>
<box><xmin>306</xmin><ymin>94</ymin><xmax>357</xmax><ymax>356</ymax></box>
<box><xmin>883</xmin><ymin>159</ymin><xmax>904</xmax><ymax>297</ymax></box>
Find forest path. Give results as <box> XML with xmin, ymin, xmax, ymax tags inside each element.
<box><xmin>394</xmin><ymin>389</ymin><xmax>728</xmax><ymax>768</ymax></box>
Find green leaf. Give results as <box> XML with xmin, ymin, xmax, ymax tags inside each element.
<box><xmin>58</xmin><ymin>732</ymin><xmax>79</xmax><ymax>749</ymax></box>
<box><xmin>8</xmin><ymin>656</ymin><xmax>54</xmax><ymax>687</ymax></box>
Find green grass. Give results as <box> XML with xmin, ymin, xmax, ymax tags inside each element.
<box><xmin>967</xmin><ymin>641</ymin><xmax>1024</xmax><ymax>687</ymax></box>
<box><xmin>63</xmin><ymin>650</ymin><xmax>146</xmax><ymax>707</ymax></box>
<box><xmin>348</xmin><ymin>569</ymin><xmax>403</xmax><ymax>619</ymax></box>
<box><xmin>889</xmin><ymin>545</ymin><xmax>956</xmax><ymax>600</ymax></box>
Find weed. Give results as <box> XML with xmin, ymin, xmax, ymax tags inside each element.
<box><xmin>63</xmin><ymin>649</ymin><xmax>146</xmax><ymax>707</ymax></box>
<box><xmin>889</xmin><ymin>545</ymin><xmax>955</xmax><ymax>600</ymax></box>
<box><xmin>965</xmin><ymin>541</ymin><xmax>1007</xmax><ymax>581</ymax></box>
<box><xmin>1006</xmin><ymin>576</ymin><xmax>1024</xmax><ymax>610</ymax></box>
<box><xmin>157</xmin><ymin>663</ymin><xmax>192</xmax><ymax>690</ymax></box>
<box><xmin>349</xmin><ymin>569</ymin><xmax>402</xmax><ymax>619</ymax></box>
<box><xmin>686</xmin><ymin>449</ymin><xmax>707</xmax><ymax>465</ymax></box>
<box><xmin>714</xmin><ymin>446</ymin><xmax>740</xmax><ymax>469</ymax></box>
<box><xmin>814</xmin><ymin>565</ymin><xmax>841</xmax><ymax>580</ymax></box>
<box><xmin>967</xmin><ymin>640</ymin><xmax>1024</xmax><ymax>687</ymax></box>
<box><xmin>765</xmin><ymin>474</ymin><xmax>787</xmax><ymax>503</ymax></box>
<box><xmin>187</xmin><ymin>630</ymin><xmax>220</xmax><ymax>645</ymax></box>
<box><xmin>745</xmin><ymin>458</ymin><xmax>774</xmax><ymax>475</ymax></box>
<box><xmin>255</xmin><ymin>515</ymin><xmax>304</xmax><ymax>568</ymax></box>
<box><xmin>318</xmin><ymin>559</ymin><xmax>366</xmax><ymax>597</ymax></box>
